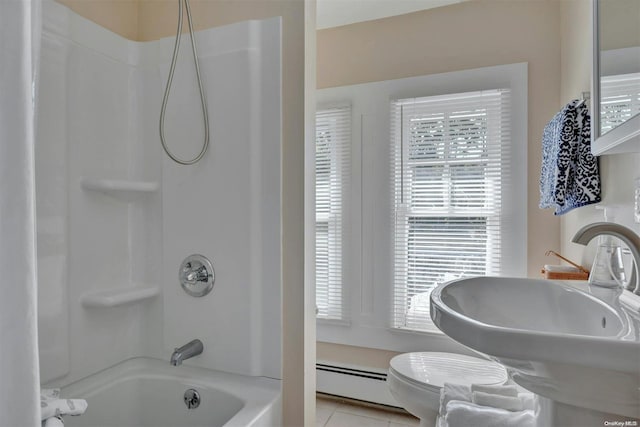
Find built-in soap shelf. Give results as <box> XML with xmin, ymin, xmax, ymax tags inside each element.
<box><xmin>80</xmin><ymin>177</ymin><xmax>159</xmax><ymax>202</ymax></box>
<box><xmin>81</xmin><ymin>285</ymin><xmax>160</xmax><ymax>308</ymax></box>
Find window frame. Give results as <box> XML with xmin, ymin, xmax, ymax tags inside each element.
<box><xmin>315</xmin><ymin>63</ymin><xmax>527</xmax><ymax>353</ymax></box>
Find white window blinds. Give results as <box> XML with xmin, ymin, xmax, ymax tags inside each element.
<box><xmin>316</xmin><ymin>106</ymin><xmax>350</xmax><ymax>321</ymax></box>
<box><xmin>391</xmin><ymin>89</ymin><xmax>511</xmax><ymax>332</ymax></box>
<box><xmin>600</xmin><ymin>73</ymin><xmax>640</xmax><ymax>134</ymax></box>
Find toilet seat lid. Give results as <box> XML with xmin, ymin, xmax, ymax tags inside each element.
<box><xmin>389</xmin><ymin>352</ymin><xmax>507</xmax><ymax>391</ymax></box>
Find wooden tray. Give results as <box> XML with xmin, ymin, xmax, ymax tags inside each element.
<box><xmin>541</xmin><ymin>269</ymin><xmax>589</xmax><ymax>281</ymax></box>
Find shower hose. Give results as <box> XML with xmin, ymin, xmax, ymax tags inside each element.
<box><xmin>159</xmin><ymin>0</ymin><xmax>210</xmax><ymax>165</ymax></box>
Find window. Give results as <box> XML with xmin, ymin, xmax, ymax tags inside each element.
<box><xmin>392</xmin><ymin>90</ymin><xmax>511</xmax><ymax>332</ymax></box>
<box><xmin>600</xmin><ymin>72</ymin><xmax>640</xmax><ymax>134</ymax></box>
<box><xmin>316</xmin><ymin>106</ymin><xmax>350</xmax><ymax>321</ymax></box>
<box><xmin>316</xmin><ymin>64</ymin><xmax>526</xmax><ymax>349</ymax></box>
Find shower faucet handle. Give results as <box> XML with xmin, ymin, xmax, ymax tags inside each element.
<box><xmin>185</xmin><ymin>265</ymin><xmax>208</xmax><ymax>283</ymax></box>
<box><xmin>179</xmin><ymin>254</ymin><xmax>215</xmax><ymax>297</ymax></box>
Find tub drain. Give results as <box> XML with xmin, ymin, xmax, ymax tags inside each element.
<box><xmin>184</xmin><ymin>389</ymin><xmax>200</xmax><ymax>409</ymax></box>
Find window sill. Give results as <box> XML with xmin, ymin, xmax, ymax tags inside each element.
<box><xmin>317</xmin><ymin>317</ymin><xmax>351</xmax><ymax>327</ymax></box>
<box><xmin>388</xmin><ymin>326</ymin><xmax>445</xmax><ymax>337</ymax></box>
<box><xmin>317</xmin><ymin>321</ymin><xmax>469</xmax><ymax>355</ymax></box>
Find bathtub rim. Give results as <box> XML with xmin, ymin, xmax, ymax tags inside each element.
<box><xmin>56</xmin><ymin>356</ymin><xmax>281</xmax><ymax>427</ymax></box>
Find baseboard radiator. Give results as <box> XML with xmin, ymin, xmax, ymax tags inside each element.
<box><xmin>316</xmin><ymin>362</ymin><xmax>400</xmax><ymax>407</ymax></box>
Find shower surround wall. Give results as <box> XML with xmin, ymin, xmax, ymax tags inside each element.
<box><xmin>158</xmin><ymin>13</ymin><xmax>282</xmax><ymax>379</ymax></box>
<box><xmin>37</xmin><ymin>0</ymin><xmax>281</xmax><ymax>386</ymax></box>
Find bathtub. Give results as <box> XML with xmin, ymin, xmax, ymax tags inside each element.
<box><xmin>60</xmin><ymin>358</ymin><xmax>281</xmax><ymax>427</ymax></box>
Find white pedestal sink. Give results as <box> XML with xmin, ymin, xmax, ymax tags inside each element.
<box><xmin>430</xmin><ymin>277</ymin><xmax>640</xmax><ymax>426</ymax></box>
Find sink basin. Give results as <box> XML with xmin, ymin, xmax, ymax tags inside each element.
<box><xmin>430</xmin><ymin>277</ymin><xmax>640</xmax><ymax>420</ymax></box>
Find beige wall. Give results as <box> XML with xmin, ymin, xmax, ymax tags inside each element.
<box><xmin>52</xmin><ymin>0</ymin><xmax>311</xmax><ymax>425</ymax></box>
<box><xmin>560</xmin><ymin>0</ymin><xmax>591</xmax><ymax>106</ymax></box>
<box><xmin>560</xmin><ymin>0</ymin><xmax>640</xmax><ymax>267</ymax></box>
<box><xmin>316</xmin><ymin>0</ymin><xmax>563</xmax><ymax>367</ymax></box>
<box><xmin>56</xmin><ymin>0</ymin><xmax>139</xmax><ymax>40</ymax></box>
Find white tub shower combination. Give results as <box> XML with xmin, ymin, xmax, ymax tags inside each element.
<box><xmin>36</xmin><ymin>1</ymin><xmax>282</xmax><ymax>425</ymax></box>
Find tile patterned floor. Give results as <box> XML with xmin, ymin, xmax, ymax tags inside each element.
<box><xmin>317</xmin><ymin>395</ymin><xmax>420</xmax><ymax>427</ymax></box>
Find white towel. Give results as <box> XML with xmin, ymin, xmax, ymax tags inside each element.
<box><xmin>445</xmin><ymin>400</ymin><xmax>536</xmax><ymax>427</ymax></box>
<box><xmin>439</xmin><ymin>383</ymin><xmax>471</xmax><ymax>415</ymax></box>
<box><xmin>436</xmin><ymin>415</ymin><xmax>449</xmax><ymax>427</ymax></box>
<box><xmin>472</xmin><ymin>391</ymin><xmax>523</xmax><ymax>412</ymax></box>
<box><xmin>470</xmin><ymin>383</ymin><xmax>518</xmax><ymax>397</ymax></box>
<box><xmin>41</xmin><ymin>388</ymin><xmax>88</xmax><ymax>421</ymax></box>
<box><xmin>41</xmin><ymin>399</ymin><xmax>88</xmax><ymax>420</ymax></box>
<box><xmin>41</xmin><ymin>389</ymin><xmax>60</xmax><ymax>400</ymax></box>
<box><xmin>42</xmin><ymin>416</ymin><xmax>64</xmax><ymax>427</ymax></box>
<box><xmin>519</xmin><ymin>392</ymin><xmax>537</xmax><ymax>411</ymax></box>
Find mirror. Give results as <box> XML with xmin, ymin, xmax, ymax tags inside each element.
<box><xmin>592</xmin><ymin>0</ymin><xmax>640</xmax><ymax>154</ymax></box>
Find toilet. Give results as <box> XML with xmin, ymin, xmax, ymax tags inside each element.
<box><xmin>388</xmin><ymin>352</ymin><xmax>508</xmax><ymax>427</ymax></box>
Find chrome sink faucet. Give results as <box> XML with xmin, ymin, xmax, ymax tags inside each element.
<box><xmin>572</xmin><ymin>222</ymin><xmax>640</xmax><ymax>295</ymax></box>
<box><xmin>170</xmin><ymin>339</ymin><xmax>204</xmax><ymax>366</ymax></box>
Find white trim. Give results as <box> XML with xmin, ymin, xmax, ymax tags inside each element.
<box><xmin>316</xmin><ymin>361</ymin><xmax>399</xmax><ymax>407</ymax></box>
<box><xmin>592</xmin><ymin>47</ymin><xmax>640</xmax><ymax>155</ymax></box>
<box><xmin>592</xmin><ymin>116</ymin><xmax>640</xmax><ymax>155</ymax></box>
<box><xmin>316</xmin><ymin>63</ymin><xmax>528</xmax><ymax>352</ymax></box>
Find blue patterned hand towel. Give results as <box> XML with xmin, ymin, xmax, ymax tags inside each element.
<box><xmin>539</xmin><ymin>99</ymin><xmax>601</xmax><ymax>215</ymax></box>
